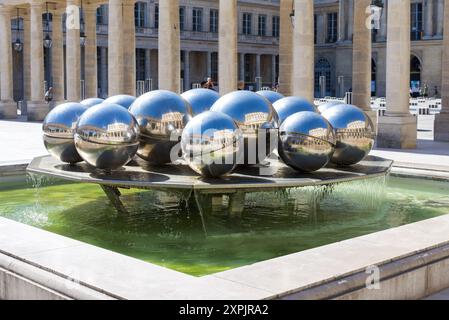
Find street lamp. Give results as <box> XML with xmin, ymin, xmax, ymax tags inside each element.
<box><xmin>13</xmin><ymin>8</ymin><xmax>23</xmax><ymax>52</ymax></box>
<box><xmin>289</xmin><ymin>1</ymin><xmax>295</xmax><ymax>27</ymax></box>
<box><xmin>80</xmin><ymin>0</ymin><xmax>86</xmax><ymax>46</ymax></box>
<box><xmin>43</xmin><ymin>2</ymin><xmax>52</xmax><ymax>49</ymax></box>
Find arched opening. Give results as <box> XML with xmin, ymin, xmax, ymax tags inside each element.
<box><xmin>371</xmin><ymin>59</ymin><xmax>377</xmax><ymax>97</ymax></box>
<box><xmin>314</xmin><ymin>58</ymin><xmax>331</xmax><ymax>98</ymax></box>
<box><xmin>410</xmin><ymin>55</ymin><xmax>422</xmax><ymax>98</ymax></box>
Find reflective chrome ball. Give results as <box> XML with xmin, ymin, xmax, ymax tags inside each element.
<box><xmin>43</xmin><ymin>102</ymin><xmax>89</xmax><ymax>164</ymax></box>
<box><xmin>317</xmin><ymin>100</ymin><xmax>344</xmax><ymax>114</ymax></box>
<box><xmin>104</xmin><ymin>95</ymin><xmax>136</xmax><ymax>109</ymax></box>
<box><xmin>279</xmin><ymin>112</ymin><xmax>335</xmax><ymax>172</ymax></box>
<box><xmin>273</xmin><ymin>97</ymin><xmax>317</xmax><ymax>124</ymax></box>
<box><xmin>80</xmin><ymin>98</ymin><xmax>104</xmax><ymax>108</ymax></box>
<box><xmin>74</xmin><ymin>103</ymin><xmax>140</xmax><ymax>170</ymax></box>
<box><xmin>129</xmin><ymin>90</ymin><xmax>193</xmax><ymax>165</ymax></box>
<box><xmin>321</xmin><ymin>104</ymin><xmax>375</xmax><ymax>166</ymax></box>
<box><xmin>181</xmin><ymin>88</ymin><xmax>220</xmax><ymax>116</ymax></box>
<box><xmin>182</xmin><ymin>111</ymin><xmax>243</xmax><ymax>178</ymax></box>
<box><xmin>210</xmin><ymin>90</ymin><xmax>278</xmax><ymax>165</ymax></box>
<box><xmin>256</xmin><ymin>90</ymin><xmax>285</xmax><ymax>104</ymax></box>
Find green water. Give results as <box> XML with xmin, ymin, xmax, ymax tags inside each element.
<box><xmin>0</xmin><ymin>174</ymin><xmax>449</xmax><ymax>276</ymax></box>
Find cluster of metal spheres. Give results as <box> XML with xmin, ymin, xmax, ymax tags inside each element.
<box><xmin>43</xmin><ymin>89</ymin><xmax>375</xmax><ymax>178</ymax></box>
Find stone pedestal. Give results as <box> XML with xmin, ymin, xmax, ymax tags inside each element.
<box><xmin>27</xmin><ymin>102</ymin><xmax>49</xmax><ymax>122</ymax></box>
<box><xmin>0</xmin><ymin>101</ymin><xmax>17</xmax><ymax>119</ymax></box>
<box><xmin>378</xmin><ymin>115</ymin><xmax>417</xmax><ymax>149</ymax></box>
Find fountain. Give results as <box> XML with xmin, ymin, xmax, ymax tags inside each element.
<box><xmin>28</xmin><ymin>90</ymin><xmax>393</xmax><ymax>217</ymax></box>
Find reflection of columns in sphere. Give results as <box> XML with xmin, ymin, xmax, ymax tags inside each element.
<box><xmin>321</xmin><ymin>104</ymin><xmax>376</xmax><ymax>166</ymax></box>
<box><xmin>129</xmin><ymin>90</ymin><xmax>193</xmax><ymax>165</ymax></box>
<box><xmin>182</xmin><ymin>111</ymin><xmax>243</xmax><ymax>178</ymax></box>
<box><xmin>279</xmin><ymin>111</ymin><xmax>335</xmax><ymax>172</ymax></box>
<box><xmin>74</xmin><ymin>103</ymin><xmax>140</xmax><ymax>170</ymax></box>
<box><xmin>43</xmin><ymin>103</ymin><xmax>89</xmax><ymax>164</ymax></box>
<box><xmin>210</xmin><ymin>90</ymin><xmax>278</xmax><ymax>165</ymax></box>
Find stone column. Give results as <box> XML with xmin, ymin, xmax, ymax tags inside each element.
<box><xmin>207</xmin><ymin>51</ymin><xmax>212</xmax><ymax>78</ymax></box>
<box><xmin>84</xmin><ymin>4</ymin><xmax>98</xmax><ymax>98</ymax></box>
<box><xmin>352</xmin><ymin>0</ymin><xmax>374</xmax><ymax>117</ymax></box>
<box><xmin>378</xmin><ymin>0</ymin><xmax>417</xmax><ymax>149</ymax></box>
<box><xmin>65</xmin><ymin>0</ymin><xmax>81</xmax><ymax>102</ymax></box>
<box><xmin>218</xmin><ymin>0</ymin><xmax>238</xmax><ymax>95</ymax></box>
<box><xmin>239</xmin><ymin>53</ymin><xmax>245</xmax><ymax>81</ymax></box>
<box><xmin>123</xmin><ymin>0</ymin><xmax>136</xmax><ymax>96</ymax></box>
<box><xmin>51</xmin><ymin>11</ymin><xmax>65</xmax><ymax>103</ymax></box>
<box><xmin>145</xmin><ymin>49</ymin><xmax>152</xmax><ymax>80</ymax></box>
<box><xmin>23</xmin><ymin>16</ymin><xmax>30</xmax><ymax>103</ymax></box>
<box><xmin>292</xmin><ymin>0</ymin><xmax>314</xmax><ymax>102</ymax></box>
<box><xmin>28</xmin><ymin>1</ymin><xmax>48</xmax><ymax>121</ymax></box>
<box><xmin>0</xmin><ymin>5</ymin><xmax>17</xmax><ymax>119</ymax></box>
<box><xmin>338</xmin><ymin>0</ymin><xmax>346</xmax><ymax>42</ymax></box>
<box><xmin>158</xmin><ymin>0</ymin><xmax>180</xmax><ymax>92</ymax></box>
<box><xmin>279</xmin><ymin>0</ymin><xmax>293</xmax><ymax>96</ymax></box>
<box><xmin>272</xmin><ymin>54</ymin><xmax>277</xmax><ymax>87</ymax></box>
<box><xmin>436</xmin><ymin>0</ymin><xmax>444</xmax><ymax>38</ymax></box>
<box><xmin>108</xmin><ymin>0</ymin><xmax>124</xmax><ymax>95</ymax></box>
<box><xmin>255</xmin><ymin>54</ymin><xmax>261</xmax><ymax>79</ymax></box>
<box><xmin>100</xmin><ymin>47</ymin><xmax>108</xmax><ymax>98</ymax></box>
<box><xmin>424</xmin><ymin>0</ymin><xmax>434</xmax><ymax>39</ymax></box>
<box><xmin>347</xmin><ymin>0</ymin><xmax>354</xmax><ymax>41</ymax></box>
<box><xmin>184</xmin><ymin>50</ymin><xmax>190</xmax><ymax>92</ymax></box>
<box><xmin>379</xmin><ymin>0</ymin><xmax>388</xmax><ymax>41</ymax></box>
<box><xmin>435</xmin><ymin>0</ymin><xmax>449</xmax><ymax>141</ymax></box>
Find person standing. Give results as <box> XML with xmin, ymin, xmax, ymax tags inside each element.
<box><xmin>44</xmin><ymin>87</ymin><xmax>54</xmax><ymax>104</ymax></box>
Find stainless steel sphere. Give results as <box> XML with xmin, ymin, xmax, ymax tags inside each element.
<box><xmin>74</xmin><ymin>103</ymin><xmax>140</xmax><ymax>170</ymax></box>
<box><xmin>279</xmin><ymin>111</ymin><xmax>335</xmax><ymax>172</ymax></box>
<box><xmin>128</xmin><ymin>90</ymin><xmax>193</xmax><ymax>165</ymax></box>
<box><xmin>210</xmin><ymin>90</ymin><xmax>278</xmax><ymax>165</ymax></box>
<box><xmin>104</xmin><ymin>95</ymin><xmax>136</xmax><ymax>109</ymax></box>
<box><xmin>256</xmin><ymin>90</ymin><xmax>285</xmax><ymax>104</ymax></box>
<box><xmin>80</xmin><ymin>98</ymin><xmax>104</xmax><ymax>108</ymax></box>
<box><xmin>317</xmin><ymin>100</ymin><xmax>344</xmax><ymax>114</ymax></box>
<box><xmin>273</xmin><ymin>97</ymin><xmax>317</xmax><ymax>124</ymax></box>
<box><xmin>43</xmin><ymin>102</ymin><xmax>89</xmax><ymax>164</ymax></box>
<box><xmin>181</xmin><ymin>111</ymin><xmax>243</xmax><ymax>178</ymax></box>
<box><xmin>181</xmin><ymin>88</ymin><xmax>220</xmax><ymax>116</ymax></box>
<box><xmin>321</xmin><ymin>104</ymin><xmax>376</xmax><ymax>166</ymax></box>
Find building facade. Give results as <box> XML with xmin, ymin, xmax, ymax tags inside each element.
<box><xmin>7</xmin><ymin>0</ymin><xmax>444</xmax><ymax>101</ymax></box>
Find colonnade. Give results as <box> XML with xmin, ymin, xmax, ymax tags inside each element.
<box><xmin>1</xmin><ymin>0</ymin><xmax>449</xmax><ymax>148</ymax></box>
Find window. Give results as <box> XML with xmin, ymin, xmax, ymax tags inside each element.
<box><xmin>258</xmin><ymin>15</ymin><xmax>266</xmax><ymax>36</ymax></box>
<box><xmin>272</xmin><ymin>16</ymin><xmax>280</xmax><ymax>37</ymax></box>
<box><xmin>314</xmin><ymin>58</ymin><xmax>332</xmax><ymax>97</ymax></box>
<box><xmin>154</xmin><ymin>5</ymin><xmax>159</xmax><ymax>29</ymax></box>
<box><xmin>134</xmin><ymin>2</ymin><xmax>146</xmax><ymax>28</ymax></box>
<box><xmin>242</xmin><ymin>13</ymin><xmax>252</xmax><ymax>35</ymax></box>
<box><xmin>211</xmin><ymin>52</ymin><xmax>218</xmax><ymax>83</ymax></box>
<box><xmin>326</xmin><ymin>12</ymin><xmax>338</xmax><ymax>43</ymax></box>
<box><xmin>96</xmin><ymin>6</ymin><xmax>104</xmax><ymax>25</ymax></box>
<box><xmin>210</xmin><ymin>9</ymin><xmax>219</xmax><ymax>33</ymax></box>
<box><xmin>193</xmin><ymin>8</ymin><xmax>203</xmax><ymax>32</ymax></box>
<box><xmin>179</xmin><ymin>7</ymin><xmax>185</xmax><ymax>30</ymax></box>
<box><xmin>314</xmin><ymin>14</ymin><xmax>317</xmax><ymax>44</ymax></box>
<box><xmin>411</xmin><ymin>3</ymin><xmax>423</xmax><ymax>41</ymax></box>
<box><xmin>136</xmin><ymin>49</ymin><xmax>146</xmax><ymax>81</ymax></box>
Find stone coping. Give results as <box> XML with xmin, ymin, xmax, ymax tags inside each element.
<box><xmin>2</xmin><ymin>209</ymin><xmax>449</xmax><ymax>299</ymax></box>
